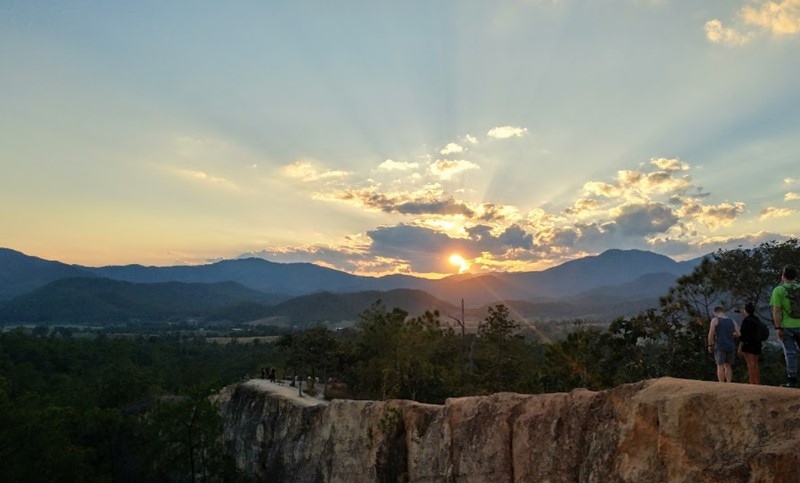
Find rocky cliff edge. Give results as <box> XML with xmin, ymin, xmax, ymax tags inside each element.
<box><xmin>218</xmin><ymin>378</ymin><xmax>800</xmax><ymax>482</ymax></box>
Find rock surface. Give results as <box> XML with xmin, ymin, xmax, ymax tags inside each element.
<box><xmin>218</xmin><ymin>378</ymin><xmax>800</xmax><ymax>482</ymax></box>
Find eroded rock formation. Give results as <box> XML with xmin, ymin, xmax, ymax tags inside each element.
<box><xmin>218</xmin><ymin>378</ymin><xmax>800</xmax><ymax>482</ymax></box>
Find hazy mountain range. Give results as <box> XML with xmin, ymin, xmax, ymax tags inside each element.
<box><xmin>0</xmin><ymin>247</ymin><xmax>702</xmax><ymax>326</ymax></box>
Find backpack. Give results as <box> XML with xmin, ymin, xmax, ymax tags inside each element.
<box><xmin>755</xmin><ymin>317</ymin><xmax>769</xmax><ymax>342</ymax></box>
<box><xmin>787</xmin><ymin>284</ymin><xmax>800</xmax><ymax>319</ymax></box>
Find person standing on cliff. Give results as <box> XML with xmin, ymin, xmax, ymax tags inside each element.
<box><xmin>708</xmin><ymin>306</ymin><xmax>739</xmax><ymax>382</ymax></box>
<box><xmin>771</xmin><ymin>266</ymin><xmax>800</xmax><ymax>388</ymax></box>
<box><xmin>737</xmin><ymin>302</ymin><xmax>762</xmax><ymax>385</ymax></box>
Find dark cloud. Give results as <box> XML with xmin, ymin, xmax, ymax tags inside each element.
<box><xmin>396</xmin><ymin>198</ymin><xmax>474</xmax><ymax>216</ymax></box>
<box><xmin>337</xmin><ymin>190</ymin><xmax>474</xmax><ymax>216</ymax></box>
<box><xmin>367</xmin><ymin>223</ymin><xmax>540</xmax><ymax>273</ymax></box>
<box><xmin>478</xmin><ymin>203</ymin><xmax>508</xmax><ymax>222</ymax></box>
<box><xmin>498</xmin><ymin>225</ymin><xmax>534</xmax><ymax>249</ymax></box>
<box><xmin>613</xmin><ymin>203</ymin><xmax>678</xmax><ymax>236</ymax></box>
<box><xmin>563</xmin><ymin>198</ymin><xmax>599</xmax><ymax>215</ymax></box>
<box><xmin>367</xmin><ymin>224</ymin><xmax>476</xmax><ymax>273</ymax></box>
<box><xmin>466</xmin><ymin>224</ymin><xmax>493</xmax><ymax>240</ymax></box>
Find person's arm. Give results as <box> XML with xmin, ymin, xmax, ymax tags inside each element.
<box><xmin>734</xmin><ymin>321</ymin><xmax>741</xmax><ymax>339</ymax></box>
<box><xmin>708</xmin><ymin>318</ymin><xmax>717</xmax><ymax>352</ymax></box>
<box><xmin>774</xmin><ymin>306</ymin><xmax>784</xmax><ymax>340</ymax></box>
<box><xmin>774</xmin><ymin>306</ymin><xmax>783</xmax><ymax>328</ymax></box>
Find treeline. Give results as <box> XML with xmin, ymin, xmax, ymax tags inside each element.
<box><xmin>0</xmin><ymin>332</ymin><xmax>281</xmax><ymax>482</ymax></box>
<box><xmin>277</xmin><ymin>239</ymin><xmax>800</xmax><ymax>402</ymax></box>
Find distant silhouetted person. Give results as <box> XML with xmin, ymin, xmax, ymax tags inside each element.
<box><xmin>268</xmin><ymin>366</ymin><xmax>276</xmax><ymax>383</ymax></box>
<box><xmin>708</xmin><ymin>306</ymin><xmax>740</xmax><ymax>382</ymax></box>
<box><xmin>261</xmin><ymin>367</ymin><xmax>266</xmax><ymax>379</ymax></box>
<box><xmin>772</xmin><ymin>266</ymin><xmax>800</xmax><ymax>387</ymax></box>
<box><xmin>738</xmin><ymin>302</ymin><xmax>762</xmax><ymax>385</ymax></box>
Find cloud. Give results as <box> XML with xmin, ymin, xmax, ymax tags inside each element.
<box><xmin>497</xmin><ymin>224</ymin><xmax>534</xmax><ymax>249</ymax></box>
<box><xmin>705</xmin><ymin>19</ymin><xmax>753</xmax><ymax>45</ymax></box>
<box><xmin>440</xmin><ymin>143</ymin><xmax>465</xmax><ymax>155</ymax></box>
<box><xmin>563</xmin><ymin>198</ymin><xmax>600</xmax><ymax>216</ymax></box>
<box><xmin>612</xmin><ymin>202</ymin><xmax>679</xmax><ymax>236</ymax></box>
<box><xmin>760</xmin><ymin>206</ymin><xmax>795</xmax><ymax>219</ymax></box>
<box><xmin>430</xmin><ymin>159</ymin><xmax>480</xmax><ymax>179</ymax></box>
<box><xmin>465</xmin><ymin>134</ymin><xmax>479</xmax><ymax>144</ymax></box>
<box><xmin>330</xmin><ymin>189</ymin><xmax>475</xmax><ymax>216</ymax></box>
<box><xmin>174</xmin><ymin>168</ymin><xmax>238</xmax><ymax>190</ymax></box>
<box><xmin>367</xmin><ymin>224</ymin><xmax>476</xmax><ymax>273</ymax></box>
<box><xmin>282</xmin><ymin>160</ymin><xmax>349</xmax><ymax>182</ymax></box>
<box><xmin>706</xmin><ymin>0</ymin><xmax>800</xmax><ymax>46</ymax></box>
<box><xmin>741</xmin><ymin>0</ymin><xmax>800</xmax><ymax>36</ymax></box>
<box><xmin>582</xmin><ymin>159</ymin><xmax>693</xmax><ymax>202</ymax></box>
<box><xmin>786</xmin><ymin>192</ymin><xmax>800</xmax><ymax>201</ymax></box>
<box><xmin>650</xmin><ymin>157</ymin><xmax>689</xmax><ymax>172</ymax></box>
<box><xmin>786</xmin><ymin>177</ymin><xmax>798</xmax><ymax>184</ymax></box>
<box><xmin>692</xmin><ymin>231</ymin><xmax>793</xmax><ymax>252</ymax></box>
<box><xmin>486</xmin><ymin>125</ymin><xmax>528</xmax><ymax>139</ymax></box>
<box><xmin>259</xmin><ymin>150</ymin><xmax>759</xmax><ymax>275</ymax></box>
<box><xmin>683</xmin><ymin>201</ymin><xmax>746</xmax><ymax>229</ymax></box>
<box><xmin>366</xmin><ymin>223</ymin><xmax>540</xmax><ymax>273</ymax></box>
<box><xmin>378</xmin><ymin>159</ymin><xmax>419</xmax><ymax>171</ymax></box>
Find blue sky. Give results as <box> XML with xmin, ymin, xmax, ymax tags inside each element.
<box><xmin>1</xmin><ymin>0</ymin><xmax>799</xmax><ymax>277</ymax></box>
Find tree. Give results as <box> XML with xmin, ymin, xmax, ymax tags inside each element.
<box><xmin>473</xmin><ymin>304</ymin><xmax>532</xmax><ymax>393</ymax></box>
<box><xmin>300</xmin><ymin>325</ymin><xmax>338</xmax><ymax>396</ymax></box>
<box><xmin>144</xmin><ymin>387</ymin><xmax>241</xmax><ymax>483</ymax></box>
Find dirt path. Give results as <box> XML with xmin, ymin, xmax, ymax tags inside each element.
<box><xmin>243</xmin><ymin>378</ymin><xmax>329</xmax><ymax>407</ymax></box>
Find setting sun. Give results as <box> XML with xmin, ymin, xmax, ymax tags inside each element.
<box><xmin>448</xmin><ymin>253</ymin><xmax>470</xmax><ymax>274</ymax></box>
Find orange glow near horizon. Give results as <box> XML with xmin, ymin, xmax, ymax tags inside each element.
<box><xmin>448</xmin><ymin>253</ymin><xmax>470</xmax><ymax>274</ymax></box>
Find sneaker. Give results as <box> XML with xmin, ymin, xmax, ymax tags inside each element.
<box><xmin>782</xmin><ymin>378</ymin><xmax>799</xmax><ymax>388</ymax></box>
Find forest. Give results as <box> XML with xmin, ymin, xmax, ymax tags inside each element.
<box><xmin>1</xmin><ymin>238</ymin><xmax>798</xmax><ymax>482</ymax></box>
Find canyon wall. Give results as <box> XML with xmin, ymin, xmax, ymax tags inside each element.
<box><xmin>218</xmin><ymin>378</ymin><xmax>800</xmax><ymax>482</ymax></box>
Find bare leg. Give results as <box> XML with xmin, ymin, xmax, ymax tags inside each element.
<box><xmin>724</xmin><ymin>363</ymin><xmax>734</xmax><ymax>382</ymax></box>
<box><xmin>744</xmin><ymin>352</ymin><xmax>760</xmax><ymax>385</ymax></box>
<box><xmin>716</xmin><ymin>364</ymin><xmax>726</xmax><ymax>382</ymax></box>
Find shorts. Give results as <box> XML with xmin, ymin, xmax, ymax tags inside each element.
<box><xmin>715</xmin><ymin>349</ymin><xmax>735</xmax><ymax>366</ymax></box>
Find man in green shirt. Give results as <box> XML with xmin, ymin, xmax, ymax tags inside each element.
<box><xmin>771</xmin><ymin>266</ymin><xmax>800</xmax><ymax>388</ymax></box>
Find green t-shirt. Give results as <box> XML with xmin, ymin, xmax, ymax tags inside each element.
<box><xmin>771</xmin><ymin>283</ymin><xmax>800</xmax><ymax>329</ymax></box>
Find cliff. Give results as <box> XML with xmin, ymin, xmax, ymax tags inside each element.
<box><xmin>218</xmin><ymin>378</ymin><xmax>800</xmax><ymax>482</ymax></box>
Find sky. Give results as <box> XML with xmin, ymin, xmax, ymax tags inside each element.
<box><xmin>1</xmin><ymin>0</ymin><xmax>799</xmax><ymax>278</ymax></box>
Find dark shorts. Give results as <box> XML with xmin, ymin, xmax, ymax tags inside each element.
<box><xmin>715</xmin><ymin>349</ymin><xmax>735</xmax><ymax>366</ymax></box>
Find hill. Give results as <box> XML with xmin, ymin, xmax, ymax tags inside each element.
<box><xmin>88</xmin><ymin>257</ymin><xmax>369</xmax><ymax>295</ymax></box>
<box><xmin>0</xmin><ymin>248</ymin><xmax>95</xmax><ymax>300</ymax></box>
<box><xmin>260</xmin><ymin>289</ymin><xmax>459</xmax><ymax>328</ymax></box>
<box><xmin>0</xmin><ymin>277</ymin><xmax>284</xmax><ymax>325</ymax></box>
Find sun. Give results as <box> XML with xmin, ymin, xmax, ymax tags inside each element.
<box><xmin>448</xmin><ymin>253</ymin><xmax>470</xmax><ymax>274</ymax></box>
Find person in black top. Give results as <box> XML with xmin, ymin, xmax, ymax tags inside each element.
<box><xmin>738</xmin><ymin>302</ymin><xmax>762</xmax><ymax>385</ymax></box>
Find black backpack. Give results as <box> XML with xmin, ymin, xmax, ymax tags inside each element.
<box><xmin>755</xmin><ymin>317</ymin><xmax>769</xmax><ymax>342</ymax></box>
<box><xmin>787</xmin><ymin>284</ymin><xmax>800</xmax><ymax>319</ymax></box>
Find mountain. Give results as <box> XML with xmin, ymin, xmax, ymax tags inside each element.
<box><xmin>0</xmin><ymin>277</ymin><xmax>283</xmax><ymax>325</ymax></box>
<box><xmin>0</xmin><ymin>247</ymin><xmax>706</xmax><ymax>326</ymax></box>
<box><xmin>87</xmin><ymin>258</ymin><xmax>369</xmax><ymax>296</ymax></box>
<box><xmin>0</xmin><ymin>248</ymin><xmax>95</xmax><ymax>300</ymax></box>
<box><xmin>577</xmin><ymin>272</ymin><xmax>680</xmax><ymax>302</ymax></box>
<box><xmin>494</xmin><ymin>249</ymin><xmax>696</xmax><ymax>299</ymax></box>
<box><xmin>0</xmin><ymin>247</ymin><xmax>702</xmax><ymax>304</ymax></box>
<box><xmin>260</xmin><ymin>289</ymin><xmax>459</xmax><ymax>327</ymax></box>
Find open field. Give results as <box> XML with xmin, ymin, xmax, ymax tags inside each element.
<box><xmin>206</xmin><ymin>336</ymin><xmax>281</xmax><ymax>345</ymax></box>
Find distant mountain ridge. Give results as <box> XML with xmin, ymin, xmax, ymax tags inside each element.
<box><xmin>0</xmin><ymin>277</ymin><xmax>284</xmax><ymax>325</ymax></box>
<box><xmin>0</xmin><ymin>247</ymin><xmax>705</xmax><ymax>325</ymax></box>
<box><xmin>0</xmin><ymin>248</ymin><xmax>95</xmax><ymax>300</ymax></box>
